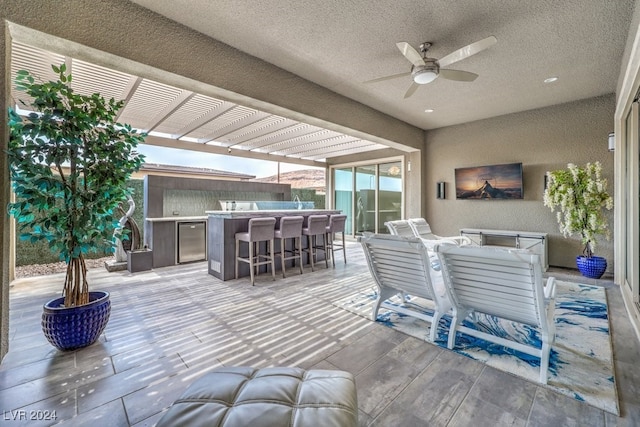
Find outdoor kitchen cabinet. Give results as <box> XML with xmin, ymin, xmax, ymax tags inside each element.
<box><xmin>145</xmin><ymin>216</ymin><xmax>207</xmax><ymax>268</ymax></box>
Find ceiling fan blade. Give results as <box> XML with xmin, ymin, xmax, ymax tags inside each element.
<box><xmin>396</xmin><ymin>42</ymin><xmax>425</xmax><ymax>66</ymax></box>
<box><xmin>363</xmin><ymin>72</ymin><xmax>411</xmax><ymax>84</ymax></box>
<box><xmin>404</xmin><ymin>82</ymin><xmax>421</xmax><ymax>99</ymax></box>
<box><xmin>439</xmin><ymin>36</ymin><xmax>497</xmax><ymax>68</ymax></box>
<box><xmin>440</xmin><ymin>69</ymin><xmax>478</xmax><ymax>82</ymax></box>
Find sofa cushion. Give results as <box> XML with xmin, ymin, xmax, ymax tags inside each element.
<box><xmin>156</xmin><ymin>366</ymin><xmax>358</xmax><ymax>427</ymax></box>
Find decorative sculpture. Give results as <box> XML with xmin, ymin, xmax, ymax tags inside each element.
<box><xmin>114</xmin><ymin>195</ymin><xmax>142</xmax><ymax>262</ymax></box>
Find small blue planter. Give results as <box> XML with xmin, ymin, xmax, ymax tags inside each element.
<box><xmin>576</xmin><ymin>255</ymin><xmax>607</xmax><ymax>279</ymax></box>
<box><xmin>42</xmin><ymin>291</ymin><xmax>111</xmax><ymax>351</ymax></box>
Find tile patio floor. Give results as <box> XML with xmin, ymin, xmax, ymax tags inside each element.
<box><xmin>1</xmin><ymin>241</ymin><xmax>640</xmax><ymax>426</ymax></box>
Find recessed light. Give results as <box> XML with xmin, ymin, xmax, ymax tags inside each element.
<box><xmin>544</xmin><ymin>77</ymin><xmax>558</xmax><ymax>84</ymax></box>
<box><xmin>424</xmin><ymin>109</ymin><xmax>434</xmax><ymax>113</ymax></box>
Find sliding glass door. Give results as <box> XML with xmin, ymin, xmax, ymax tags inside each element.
<box><xmin>355</xmin><ymin>165</ymin><xmax>376</xmax><ymax>234</ymax></box>
<box><xmin>377</xmin><ymin>162</ymin><xmax>402</xmax><ymax>233</ymax></box>
<box><xmin>334</xmin><ymin>168</ymin><xmax>353</xmax><ymax>236</ymax></box>
<box><xmin>332</xmin><ymin>159</ymin><xmax>403</xmax><ymax>236</ymax></box>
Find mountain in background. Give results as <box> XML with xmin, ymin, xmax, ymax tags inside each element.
<box><xmin>458</xmin><ymin>180</ymin><xmax>518</xmax><ymax>199</ymax></box>
<box><xmin>252</xmin><ymin>169</ymin><xmax>326</xmax><ymax>193</ymax></box>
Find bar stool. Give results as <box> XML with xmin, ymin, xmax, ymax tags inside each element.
<box><xmin>235</xmin><ymin>217</ymin><xmax>276</xmax><ymax>285</ymax></box>
<box><xmin>274</xmin><ymin>216</ymin><xmax>304</xmax><ymax>278</ymax></box>
<box><xmin>302</xmin><ymin>215</ymin><xmax>329</xmax><ymax>271</ymax></box>
<box><xmin>326</xmin><ymin>214</ymin><xmax>347</xmax><ymax>267</ymax></box>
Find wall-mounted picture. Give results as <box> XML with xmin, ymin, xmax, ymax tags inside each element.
<box><xmin>455</xmin><ymin>162</ymin><xmax>523</xmax><ymax>199</ymax></box>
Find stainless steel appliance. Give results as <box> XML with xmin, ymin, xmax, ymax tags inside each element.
<box><xmin>177</xmin><ymin>221</ymin><xmax>206</xmax><ymax>263</ymax></box>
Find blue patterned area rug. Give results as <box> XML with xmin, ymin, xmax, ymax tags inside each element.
<box><xmin>335</xmin><ymin>281</ymin><xmax>618</xmax><ymax>414</ymax></box>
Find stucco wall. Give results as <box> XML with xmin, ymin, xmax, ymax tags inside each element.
<box><xmin>425</xmin><ymin>94</ymin><xmax>615</xmax><ymax>270</ymax></box>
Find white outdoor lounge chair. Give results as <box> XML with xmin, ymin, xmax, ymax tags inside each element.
<box><xmin>434</xmin><ymin>243</ymin><xmax>557</xmax><ymax>384</ymax></box>
<box><xmin>359</xmin><ymin>233</ymin><xmax>451</xmax><ymax>341</ymax></box>
<box><xmin>384</xmin><ymin>219</ymin><xmax>414</xmax><ymax>237</ymax></box>
<box><xmin>408</xmin><ymin>218</ymin><xmax>471</xmax><ymax>246</ymax></box>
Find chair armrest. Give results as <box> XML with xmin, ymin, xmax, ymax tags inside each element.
<box><xmin>457</xmin><ymin>235</ymin><xmax>473</xmax><ymax>245</ymax></box>
<box><xmin>421</xmin><ymin>238</ymin><xmax>457</xmax><ymax>251</ymax></box>
<box><xmin>420</xmin><ymin>238</ymin><xmax>438</xmax><ymax>251</ymax></box>
<box><xmin>543</xmin><ymin>276</ymin><xmax>557</xmax><ymax>300</ymax></box>
<box><xmin>433</xmin><ymin>235</ymin><xmax>472</xmax><ymax>246</ymax></box>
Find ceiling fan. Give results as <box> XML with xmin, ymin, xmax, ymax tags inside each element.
<box><xmin>365</xmin><ymin>35</ymin><xmax>497</xmax><ymax>99</ymax></box>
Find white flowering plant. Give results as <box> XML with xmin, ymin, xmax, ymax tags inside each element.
<box><xmin>543</xmin><ymin>162</ymin><xmax>613</xmax><ymax>257</ymax></box>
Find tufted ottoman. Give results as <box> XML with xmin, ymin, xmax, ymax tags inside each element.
<box><xmin>156</xmin><ymin>366</ymin><xmax>358</xmax><ymax>427</ymax></box>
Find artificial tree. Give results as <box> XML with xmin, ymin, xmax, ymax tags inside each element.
<box><xmin>543</xmin><ymin>161</ymin><xmax>613</xmax><ymax>278</ymax></box>
<box><xmin>8</xmin><ymin>63</ymin><xmax>145</xmax><ymax>308</ymax></box>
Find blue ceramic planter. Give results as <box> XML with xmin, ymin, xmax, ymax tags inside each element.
<box><xmin>41</xmin><ymin>291</ymin><xmax>111</xmax><ymax>351</ymax></box>
<box><xmin>576</xmin><ymin>255</ymin><xmax>607</xmax><ymax>279</ymax></box>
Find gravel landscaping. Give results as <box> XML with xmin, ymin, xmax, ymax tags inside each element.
<box><xmin>15</xmin><ymin>256</ymin><xmax>113</xmax><ymax>279</ymax></box>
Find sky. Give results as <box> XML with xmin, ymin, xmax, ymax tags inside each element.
<box><xmin>137</xmin><ymin>144</ymin><xmax>315</xmax><ymax>178</ymax></box>
<box><xmin>454</xmin><ymin>163</ymin><xmax>522</xmax><ymax>191</ymax></box>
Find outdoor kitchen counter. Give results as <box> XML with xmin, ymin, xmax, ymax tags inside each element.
<box><xmin>206</xmin><ymin>209</ymin><xmax>341</xmax><ymax>280</ymax></box>
<box><xmin>146</xmin><ymin>216</ymin><xmax>207</xmax><ymax>222</ymax></box>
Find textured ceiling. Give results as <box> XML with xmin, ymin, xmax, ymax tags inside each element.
<box><xmin>130</xmin><ymin>0</ymin><xmax>635</xmax><ymax>130</ymax></box>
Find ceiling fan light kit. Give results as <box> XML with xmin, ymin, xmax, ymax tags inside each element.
<box><xmin>412</xmin><ymin>62</ymin><xmax>439</xmax><ymax>84</ymax></box>
<box><xmin>365</xmin><ymin>36</ymin><xmax>497</xmax><ymax>98</ymax></box>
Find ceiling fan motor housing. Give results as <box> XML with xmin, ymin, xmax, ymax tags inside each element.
<box><xmin>412</xmin><ymin>59</ymin><xmax>439</xmax><ymax>84</ymax></box>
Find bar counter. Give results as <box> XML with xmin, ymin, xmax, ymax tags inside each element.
<box><xmin>206</xmin><ymin>209</ymin><xmax>341</xmax><ymax>280</ymax></box>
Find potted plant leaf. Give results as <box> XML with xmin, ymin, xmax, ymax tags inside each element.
<box><xmin>8</xmin><ymin>63</ymin><xmax>145</xmax><ymax>350</ymax></box>
<box><xmin>543</xmin><ymin>162</ymin><xmax>613</xmax><ymax>278</ymax></box>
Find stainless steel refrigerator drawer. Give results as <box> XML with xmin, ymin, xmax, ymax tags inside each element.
<box><xmin>177</xmin><ymin>221</ymin><xmax>206</xmax><ymax>263</ymax></box>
